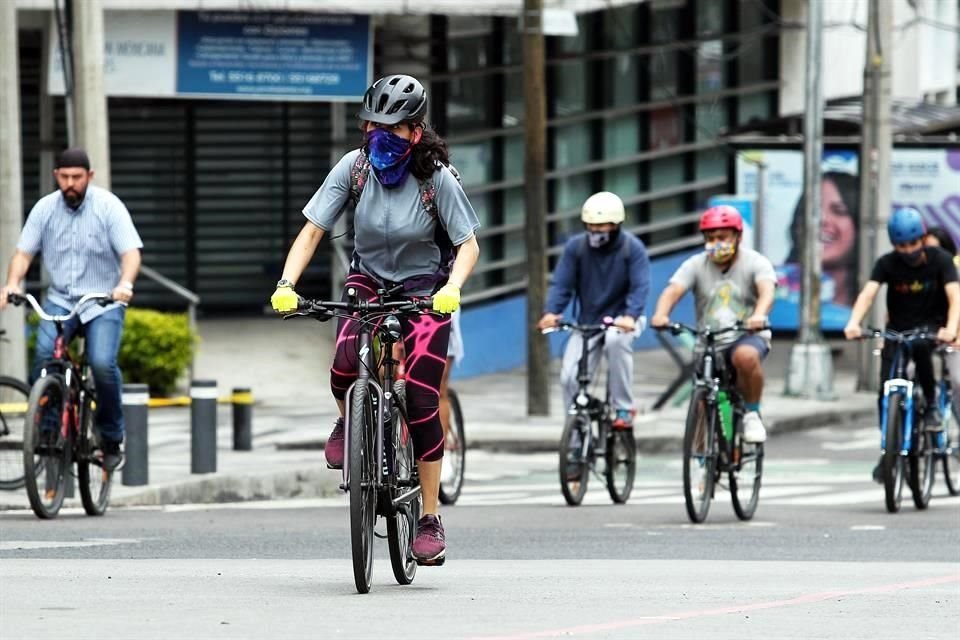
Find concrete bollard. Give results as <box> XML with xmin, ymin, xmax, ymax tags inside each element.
<box><xmin>190</xmin><ymin>380</ymin><xmax>217</xmax><ymax>474</ymax></box>
<box><xmin>121</xmin><ymin>383</ymin><xmax>150</xmax><ymax>486</ymax></box>
<box><xmin>232</xmin><ymin>387</ymin><xmax>253</xmax><ymax>451</ymax></box>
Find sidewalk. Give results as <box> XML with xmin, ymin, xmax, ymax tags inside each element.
<box><xmin>0</xmin><ymin>319</ymin><xmax>877</xmax><ymax>510</ymax></box>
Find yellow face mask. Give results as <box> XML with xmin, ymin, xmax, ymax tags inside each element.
<box><xmin>706</xmin><ymin>240</ymin><xmax>736</xmax><ymax>264</ymax></box>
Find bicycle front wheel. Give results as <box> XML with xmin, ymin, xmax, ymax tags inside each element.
<box><xmin>387</xmin><ymin>381</ymin><xmax>419</xmax><ymax>585</ymax></box>
<box><xmin>908</xmin><ymin>429</ymin><xmax>935</xmax><ymax>510</ymax></box>
<box><xmin>78</xmin><ymin>397</ymin><xmax>112</xmax><ymax>516</ymax></box>
<box><xmin>559</xmin><ymin>411</ymin><xmax>591</xmax><ymax>506</ymax></box>
<box><xmin>942</xmin><ymin>400</ymin><xmax>960</xmax><ymax>496</ymax></box>
<box><xmin>348</xmin><ymin>381</ymin><xmax>376</xmax><ymax>594</ymax></box>
<box><xmin>23</xmin><ymin>376</ymin><xmax>71</xmax><ymax>519</ymax></box>
<box><xmin>882</xmin><ymin>394</ymin><xmax>905</xmax><ymax>514</ymax></box>
<box><xmin>683</xmin><ymin>389</ymin><xmax>716</xmax><ymax>524</ymax></box>
<box><xmin>605</xmin><ymin>427</ymin><xmax>636</xmax><ymax>504</ymax></box>
<box><xmin>730</xmin><ymin>441</ymin><xmax>764</xmax><ymax>521</ymax></box>
<box><xmin>0</xmin><ymin>376</ymin><xmax>30</xmax><ymax>490</ymax></box>
<box><xmin>438</xmin><ymin>388</ymin><xmax>465</xmax><ymax>505</ymax></box>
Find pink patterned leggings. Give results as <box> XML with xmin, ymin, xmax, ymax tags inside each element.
<box><xmin>330</xmin><ymin>272</ymin><xmax>450</xmax><ymax>462</ymax></box>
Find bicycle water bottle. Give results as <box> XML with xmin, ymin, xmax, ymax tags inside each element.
<box><xmin>717</xmin><ymin>391</ymin><xmax>734</xmax><ymax>441</ymax></box>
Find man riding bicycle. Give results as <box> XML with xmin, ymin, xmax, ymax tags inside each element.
<box><xmin>0</xmin><ymin>148</ymin><xmax>142</xmax><ymax>472</ymax></box>
<box><xmin>536</xmin><ymin>191</ymin><xmax>651</xmax><ymax>429</ymax></box>
<box><xmin>843</xmin><ymin>207</ymin><xmax>959</xmax><ymax>479</ymax></box>
<box><xmin>650</xmin><ymin>205</ymin><xmax>776</xmax><ymax>444</ymax></box>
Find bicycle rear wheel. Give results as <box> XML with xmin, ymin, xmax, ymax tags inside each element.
<box><xmin>882</xmin><ymin>394</ymin><xmax>905</xmax><ymax>514</ymax></box>
<box><xmin>558</xmin><ymin>411</ymin><xmax>590</xmax><ymax>506</ymax></box>
<box><xmin>348</xmin><ymin>381</ymin><xmax>376</xmax><ymax>594</ymax></box>
<box><xmin>604</xmin><ymin>427</ymin><xmax>636</xmax><ymax>504</ymax></box>
<box><xmin>0</xmin><ymin>376</ymin><xmax>30</xmax><ymax>490</ymax></box>
<box><xmin>908</xmin><ymin>429</ymin><xmax>935</xmax><ymax>510</ymax></box>
<box><xmin>387</xmin><ymin>401</ymin><xmax>419</xmax><ymax>585</ymax></box>
<box><xmin>941</xmin><ymin>400</ymin><xmax>960</xmax><ymax>496</ymax></box>
<box><xmin>730</xmin><ymin>440</ymin><xmax>764</xmax><ymax>521</ymax></box>
<box><xmin>683</xmin><ymin>389</ymin><xmax>716</xmax><ymax>524</ymax></box>
<box><xmin>438</xmin><ymin>388</ymin><xmax>465</xmax><ymax>505</ymax></box>
<box><xmin>23</xmin><ymin>376</ymin><xmax>71</xmax><ymax>519</ymax></box>
<box><xmin>77</xmin><ymin>397</ymin><xmax>112</xmax><ymax>516</ymax></box>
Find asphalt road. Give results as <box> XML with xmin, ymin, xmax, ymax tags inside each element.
<box><xmin>1</xmin><ymin>419</ymin><xmax>958</xmax><ymax>639</ymax></box>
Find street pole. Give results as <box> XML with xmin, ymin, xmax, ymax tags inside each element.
<box><xmin>0</xmin><ymin>0</ymin><xmax>28</xmax><ymax>380</ymax></box>
<box><xmin>785</xmin><ymin>0</ymin><xmax>834</xmax><ymax>399</ymax></box>
<box><xmin>71</xmin><ymin>0</ymin><xmax>111</xmax><ymax>189</ymax></box>
<box><xmin>523</xmin><ymin>0</ymin><xmax>550</xmax><ymax>416</ymax></box>
<box><xmin>856</xmin><ymin>0</ymin><xmax>893</xmax><ymax>392</ymax></box>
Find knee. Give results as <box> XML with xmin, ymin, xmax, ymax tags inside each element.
<box><xmin>731</xmin><ymin>347</ymin><xmax>760</xmax><ymax>372</ymax></box>
<box><xmin>88</xmin><ymin>355</ymin><xmax>117</xmax><ymax>378</ymax></box>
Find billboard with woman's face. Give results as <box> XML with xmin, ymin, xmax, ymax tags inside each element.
<box><xmin>735</xmin><ymin>150</ymin><xmax>860</xmax><ymax>331</ymax></box>
<box><xmin>736</xmin><ymin>148</ymin><xmax>960</xmax><ymax>332</ymax></box>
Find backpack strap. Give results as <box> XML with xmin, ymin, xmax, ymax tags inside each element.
<box><xmin>348</xmin><ymin>150</ymin><xmax>371</xmax><ymax>206</ymax></box>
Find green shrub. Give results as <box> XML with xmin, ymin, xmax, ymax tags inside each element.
<box><xmin>118</xmin><ymin>309</ymin><xmax>197</xmax><ymax>396</ymax></box>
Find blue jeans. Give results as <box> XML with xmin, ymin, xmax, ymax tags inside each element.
<box><xmin>30</xmin><ymin>301</ymin><xmax>126</xmax><ymax>444</ymax></box>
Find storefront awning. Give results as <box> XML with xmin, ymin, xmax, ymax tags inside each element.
<box><xmin>16</xmin><ymin>0</ymin><xmax>649</xmax><ymax>16</ymax></box>
<box><xmin>725</xmin><ymin>97</ymin><xmax>960</xmax><ymax>145</ymax></box>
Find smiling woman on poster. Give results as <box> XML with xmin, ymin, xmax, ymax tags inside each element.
<box><xmin>785</xmin><ymin>171</ymin><xmax>860</xmax><ymax>306</ymax></box>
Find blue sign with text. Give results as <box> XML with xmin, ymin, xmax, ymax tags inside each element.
<box><xmin>176</xmin><ymin>11</ymin><xmax>370</xmax><ymax>101</ymax></box>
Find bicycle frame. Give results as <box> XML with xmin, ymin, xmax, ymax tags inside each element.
<box><xmin>874</xmin><ymin>329</ymin><xmax>933</xmax><ymax>457</ymax></box>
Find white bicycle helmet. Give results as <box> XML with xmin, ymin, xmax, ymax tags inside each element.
<box><xmin>581</xmin><ymin>192</ymin><xmax>625</xmax><ymax>225</ymax></box>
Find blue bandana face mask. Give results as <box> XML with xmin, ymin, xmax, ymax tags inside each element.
<box><xmin>367</xmin><ymin>127</ymin><xmax>414</xmax><ymax>188</ymax></box>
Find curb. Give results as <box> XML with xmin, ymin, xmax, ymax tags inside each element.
<box><xmin>110</xmin><ymin>468</ymin><xmax>342</xmax><ymax>507</ymax></box>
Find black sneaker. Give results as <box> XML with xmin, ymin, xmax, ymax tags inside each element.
<box><xmin>923</xmin><ymin>406</ymin><xmax>943</xmax><ymax>432</ymax></box>
<box><xmin>101</xmin><ymin>440</ymin><xmax>125</xmax><ymax>472</ymax></box>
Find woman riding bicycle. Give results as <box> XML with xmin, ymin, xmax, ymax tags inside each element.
<box><xmin>270</xmin><ymin>74</ymin><xmax>480</xmax><ymax>566</ymax></box>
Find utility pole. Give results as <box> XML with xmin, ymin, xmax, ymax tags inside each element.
<box><xmin>785</xmin><ymin>0</ymin><xmax>834</xmax><ymax>399</ymax></box>
<box><xmin>0</xmin><ymin>0</ymin><xmax>27</xmax><ymax>380</ymax></box>
<box><xmin>856</xmin><ymin>0</ymin><xmax>893</xmax><ymax>392</ymax></box>
<box><xmin>71</xmin><ymin>0</ymin><xmax>111</xmax><ymax>188</ymax></box>
<box><xmin>523</xmin><ymin>0</ymin><xmax>550</xmax><ymax>416</ymax></box>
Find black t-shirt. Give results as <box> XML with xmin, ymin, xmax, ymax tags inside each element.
<box><xmin>871</xmin><ymin>247</ymin><xmax>959</xmax><ymax>330</ymax></box>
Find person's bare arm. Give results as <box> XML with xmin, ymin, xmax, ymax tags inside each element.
<box><xmin>112</xmin><ymin>249</ymin><xmax>142</xmax><ymax>303</ymax></box>
<box><xmin>940</xmin><ymin>281</ymin><xmax>960</xmax><ymax>342</ymax></box>
<box><xmin>280</xmin><ymin>221</ymin><xmax>326</xmax><ymax>284</ymax></box>
<box><xmin>448</xmin><ymin>234</ymin><xmax>479</xmax><ymax>289</ymax></box>
<box><xmin>651</xmin><ymin>282</ymin><xmax>688</xmax><ymax>327</ymax></box>
<box><xmin>0</xmin><ymin>250</ymin><xmax>33</xmax><ymax>311</ymax></box>
<box><xmin>843</xmin><ymin>281</ymin><xmax>881</xmax><ymax>339</ymax></box>
<box><xmin>746</xmin><ymin>279</ymin><xmax>775</xmax><ymax>330</ymax></box>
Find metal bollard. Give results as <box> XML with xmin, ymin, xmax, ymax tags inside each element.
<box><xmin>232</xmin><ymin>387</ymin><xmax>253</xmax><ymax>451</ymax></box>
<box><xmin>121</xmin><ymin>383</ymin><xmax>150</xmax><ymax>486</ymax></box>
<box><xmin>190</xmin><ymin>380</ymin><xmax>217</xmax><ymax>474</ymax></box>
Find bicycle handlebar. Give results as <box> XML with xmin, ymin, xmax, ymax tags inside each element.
<box><xmin>7</xmin><ymin>292</ymin><xmax>118</xmax><ymax>322</ymax></box>
<box><xmin>540</xmin><ymin>318</ymin><xmax>614</xmax><ymax>335</ymax></box>
<box><xmin>860</xmin><ymin>327</ymin><xmax>940</xmax><ymax>343</ymax></box>
<box><xmin>286</xmin><ymin>293</ymin><xmax>433</xmax><ymax>321</ymax></box>
<box><xmin>653</xmin><ymin>320</ymin><xmax>769</xmax><ymax>338</ymax></box>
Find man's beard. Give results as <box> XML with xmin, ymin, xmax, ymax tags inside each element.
<box><xmin>62</xmin><ymin>187</ymin><xmax>85</xmax><ymax>208</ymax></box>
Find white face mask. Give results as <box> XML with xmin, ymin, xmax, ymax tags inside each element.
<box><xmin>587</xmin><ymin>231</ymin><xmax>611</xmax><ymax>248</ymax></box>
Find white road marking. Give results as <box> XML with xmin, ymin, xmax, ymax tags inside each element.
<box><xmin>0</xmin><ymin>538</ymin><xmax>141</xmax><ymax>550</ymax></box>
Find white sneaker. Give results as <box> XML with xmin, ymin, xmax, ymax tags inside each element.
<box><xmin>742</xmin><ymin>411</ymin><xmax>767</xmax><ymax>443</ymax></box>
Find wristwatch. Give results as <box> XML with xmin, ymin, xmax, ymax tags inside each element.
<box><xmin>277</xmin><ymin>279</ymin><xmax>293</xmax><ymax>288</ymax></box>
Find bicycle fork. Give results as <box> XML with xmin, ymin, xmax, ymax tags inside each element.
<box><xmin>881</xmin><ymin>378</ymin><xmax>914</xmax><ymax>456</ymax></box>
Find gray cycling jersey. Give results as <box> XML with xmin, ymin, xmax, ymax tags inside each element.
<box><xmin>303</xmin><ymin>149</ymin><xmax>480</xmax><ymax>294</ymax></box>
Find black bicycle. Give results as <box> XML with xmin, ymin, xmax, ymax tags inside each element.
<box><xmin>659</xmin><ymin>321</ymin><xmax>765</xmax><ymax>523</ymax></box>
<box><xmin>438</xmin><ymin>387</ymin><xmax>465</xmax><ymax>505</ymax></box>
<box><xmin>8</xmin><ymin>293</ymin><xmax>116</xmax><ymax>518</ymax></box>
<box><xmin>286</xmin><ymin>285</ymin><xmax>434</xmax><ymax>594</ymax></box>
<box><xmin>0</xmin><ymin>329</ymin><xmax>30</xmax><ymax>491</ymax></box>
<box><xmin>542</xmin><ymin>321</ymin><xmax>636</xmax><ymax>506</ymax></box>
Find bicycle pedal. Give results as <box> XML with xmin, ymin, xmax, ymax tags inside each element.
<box><xmin>415</xmin><ymin>555</ymin><xmax>446</xmax><ymax>567</ymax></box>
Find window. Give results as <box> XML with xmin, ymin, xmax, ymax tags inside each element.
<box><xmin>554</xmin><ymin>122</ymin><xmax>591</xmax><ymax>169</ymax></box>
<box><xmin>553</xmin><ymin>60</ymin><xmax>588</xmax><ymax>116</ymax></box>
<box><xmin>650</xmin><ymin>155</ymin><xmax>685</xmax><ymax>190</ymax></box>
<box><xmin>604</xmin><ymin>115</ymin><xmax>640</xmax><ymax>159</ymax></box>
<box><xmin>695</xmin><ymin>101</ymin><xmax>728</xmax><ymax>141</ymax></box>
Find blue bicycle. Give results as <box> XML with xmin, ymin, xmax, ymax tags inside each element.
<box><xmin>866</xmin><ymin>328</ymin><xmax>939</xmax><ymax>513</ymax></box>
<box><xmin>932</xmin><ymin>346</ymin><xmax>960</xmax><ymax>496</ymax></box>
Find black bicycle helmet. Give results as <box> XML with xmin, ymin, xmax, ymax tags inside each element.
<box><xmin>358</xmin><ymin>74</ymin><xmax>428</xmax><ymax>125</ymax></box>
